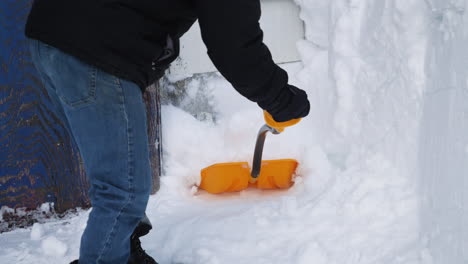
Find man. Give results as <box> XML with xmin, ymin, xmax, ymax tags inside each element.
<box><xmin>25</xmin><ymin>0</ymin><xmax>310</xmax><ymax>263</ymax></box>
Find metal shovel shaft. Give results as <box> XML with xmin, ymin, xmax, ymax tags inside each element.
<box><xmin>251</xmin><ymin>124</ymin><xmax>281</xmax><ymax>180</ymax></box>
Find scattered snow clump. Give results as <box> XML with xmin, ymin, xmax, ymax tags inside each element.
<box><xmin>41</xmin><ymin>236</ymin><xmax>68</xmax><ymax>257</ymax></box>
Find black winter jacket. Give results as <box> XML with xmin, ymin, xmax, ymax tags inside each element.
<box><xmin>25</xmin><ymin>0</ymin><xmax>289</xmax><ymax>109</ymax></box>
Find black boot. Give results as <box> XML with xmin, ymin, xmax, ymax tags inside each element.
<box><xmin>127</xmin><ymin>214</ymin><xmax>158</xmax><ymax>264</ymax></box>
<box><xmin>127</xmin><ymin>234</ymin><xmax>158</xmax><ymax>264</ymax></box>
<box><xmin>70</xmin><ymin>215</ymin><xmax>157</xmax><ymax>264</ymax></box>
<box><xmin>69</xmin><ymin>238</ymin><xmax>157</xmax><ymax>264</ymax></box>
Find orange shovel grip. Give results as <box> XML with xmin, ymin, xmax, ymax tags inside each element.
<box><xmin>263</xmin><ymin>111</ymin><xmax>301</xmax><ymax>132</ymax></box>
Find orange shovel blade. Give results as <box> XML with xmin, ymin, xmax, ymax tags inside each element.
<box><xmin>200</xmin><ymin>162</ymin><xmax>250</xmax><ymax>194</ymax></box>
<box><xmin>199</xmin><ymin>159</ymin><xmax>299</xmax><ymax>194</ymax></box>
<box><xmin>256</xmin><ymin>159</ymin><xmax>298</xmax><ymax>189</ymax></box>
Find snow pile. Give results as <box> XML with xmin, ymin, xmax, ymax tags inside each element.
<box><xmin>0</xmin><ymin>0</ymin><xmax>438</xmax><ymax>263</ymax></box>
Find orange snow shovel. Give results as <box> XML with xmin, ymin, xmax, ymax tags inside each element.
<box><xmin>199</xmin><ymin>111</ymin><xmax>301</xmax><ymax>194</ymax></box>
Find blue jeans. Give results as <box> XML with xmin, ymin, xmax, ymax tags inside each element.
<box><xmin>29</xmin><ymin>39</ymin><xmax>152</xmax><ymax>263</ymax></box>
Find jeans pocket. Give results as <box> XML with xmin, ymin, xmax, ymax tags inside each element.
<box><xmin>39</xmin><ymin>41</ymin><xmax>98</xmax><ymax>108</ymax></box>
<box><xmin>56</xmin><ymin>65</ymin><xmax>97</xmax><ymax>108</ymax></box>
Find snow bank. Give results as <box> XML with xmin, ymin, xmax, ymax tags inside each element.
<box><xmin>419</xmin><ymin>0</ymin><xmax>468</xmax><ymax>263</ymax></box>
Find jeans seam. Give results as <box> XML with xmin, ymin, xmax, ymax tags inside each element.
<box><xmin>95</xmin><ymin>80</ymin><xmax>136</xmax><ymax>263</ymax></box>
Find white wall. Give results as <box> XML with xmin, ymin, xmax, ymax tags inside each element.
<box><xmin>168</xmin><ymin>0</ymin><xmax>304</xmax><ymax>79</ymax></box>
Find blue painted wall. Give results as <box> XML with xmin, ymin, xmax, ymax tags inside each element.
<box><xmin>0</xmin><ymin>0</ymin><xmax>90</xmax><ymax>217</ymax></box>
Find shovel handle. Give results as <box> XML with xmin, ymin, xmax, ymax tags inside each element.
<box><xmin>250</xmin><ymin>124</ymin><xmax>280</xmax><ymax>181</ymax></box>
<box><xmin>251</xmin><ymin>112</ymin><xmax>302</xmax><ymax>182</ymax></box>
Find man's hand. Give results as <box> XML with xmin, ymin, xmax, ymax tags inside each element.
<box><xmin>259</xmin><ymin>85</ymin><xmax>310</xmax><ymax>123</ymax></box>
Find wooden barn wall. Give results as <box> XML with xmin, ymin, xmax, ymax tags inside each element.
<box><xmin>0</xmin><ymin>0</ymin><xmax>162</xmax><ymax>231</ymax></box>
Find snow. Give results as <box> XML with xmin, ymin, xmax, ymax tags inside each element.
<box><xmin>0</xmin><ymin>206</ymin><xmax>15</xmax><ymax>222</ymax></box>
<box><xmin>2</xmin><ymin>0</ymin><xmax>467</xmax><ymax>263</ymax></box>
<box><xmin>30</xmin><ymin>223</ymin><xmax>43</xmax><ymax>241</ymax></box>
<box><xmin>41</xmin><ymin>236</ymin><xmax>68</xmax><ymax>257</ymax></box>
<box><xmin>419</xmin><ymin>0</ymin><xmax>468</xmax><ymax>262</ymax></box>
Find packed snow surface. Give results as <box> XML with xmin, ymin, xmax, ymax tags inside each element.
<box><xmin>3</xmin><ymin>0</ymin><xmax>466</xmax><ymax>263</ymax></box>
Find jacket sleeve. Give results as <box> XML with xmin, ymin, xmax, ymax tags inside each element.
<box><xmin>194</xmin><ymin>0</ymin><xmax>288</xmax><ymax>106</ymax></box>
